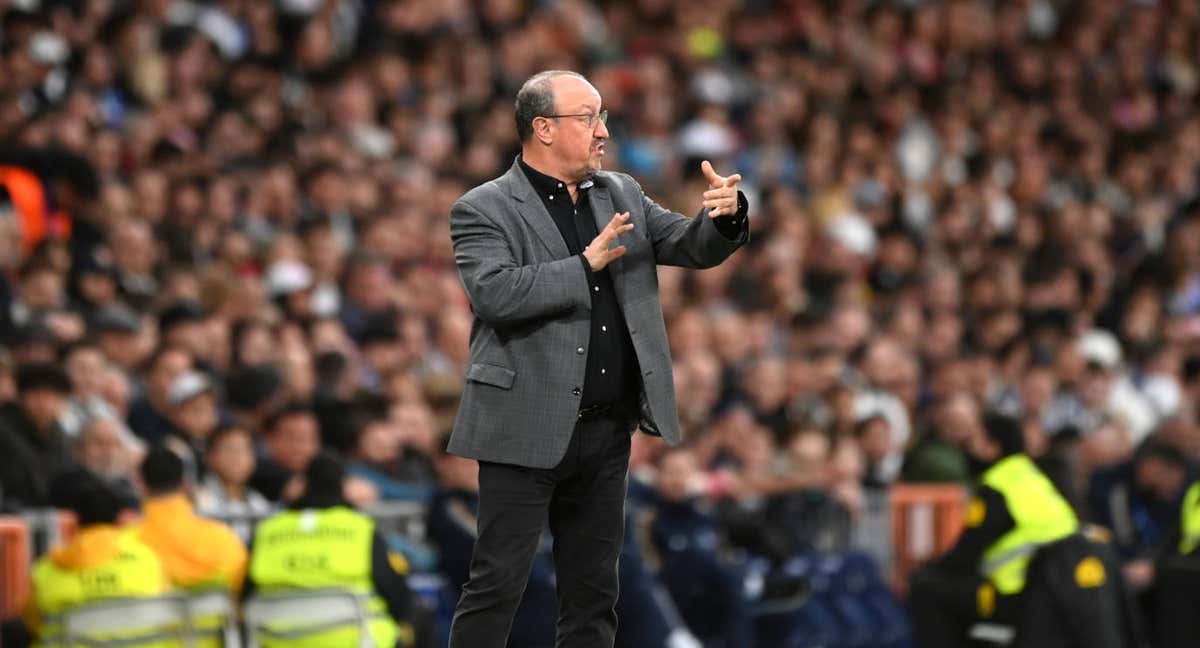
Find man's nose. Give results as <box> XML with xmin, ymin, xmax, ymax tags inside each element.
<box><xmin>594</xmin><ymin>119</ymin><xmax>609</xmax><ymax>138</ymax></box>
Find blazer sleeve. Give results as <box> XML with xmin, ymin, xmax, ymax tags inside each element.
<box><xmin>640</xmin><ymin>182</ymin><xmax>747</xmax><ymax>269</ymax></box>
<box><xmin>450</xmin><ymin>197</ymin><xmax>591</xmax><ymax>327</ymax></box>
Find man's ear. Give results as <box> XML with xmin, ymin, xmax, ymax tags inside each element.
<box><xmin>533</xmin><ymin>116</ymin><xmax>554</xmax><ymax>146</ymax></box>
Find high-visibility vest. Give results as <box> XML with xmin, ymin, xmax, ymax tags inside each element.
<box><xmin>1179</xmin><ymin>482</ymin><xmax>1200</xmax><ymax>555</ymax></box>
<box><xmin>979</xmin><ymin>454</ymin><xmax>1079</xmax><ymax>595</ymax></box>
<box><xmin>249</xmin><ymin>507</ymin><xmax>399</xmax><ymax>648</ymax></box>
<box><xmin>32</xmin><ymin>527</ymin><xmax>178</xmax><ymax>647</ymax></box>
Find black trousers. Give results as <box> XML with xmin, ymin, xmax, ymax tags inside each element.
<box><xmin>448</xmin><ymin>414</ymin><xmax>633</xmax><ymax>648</ymax></box>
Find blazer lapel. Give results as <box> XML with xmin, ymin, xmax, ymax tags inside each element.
<box><xmin>587</xmin><ymin>183</ymin><xmax>627</xmax><ymax>300</ymax></box>
<box><xmin>506</xmin><ymin>161</ymin><xmax>571</xmax><ymax>259</ymax></box>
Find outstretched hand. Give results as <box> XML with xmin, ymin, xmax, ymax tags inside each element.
<box><xmin>584</xmin><ymin>212</ymin><xmax>633</xmax><ymax>271</ymax></box>
<box><xmin>700</xmin><ymin>160</ymin><xmax>742</xmax><ymax>218</ymax></box>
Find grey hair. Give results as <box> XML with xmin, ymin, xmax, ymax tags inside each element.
<box><xmin>514</xmin><ymin>70</ymin><xmax>588</xmax><ymax>142</ymax></box>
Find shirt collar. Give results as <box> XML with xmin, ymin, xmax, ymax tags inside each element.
<box><xmin>518</xmin><ymin>155</ymin><xmax>583</xmax><ymax>198</ymax></box>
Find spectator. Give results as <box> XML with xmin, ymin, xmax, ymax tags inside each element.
<box><xmin>0</xmin><ymin>363</ymin><xmax>74</xmax><ymax>508</ymax></box>
<box><xmin>251</xmin><ymin>401</ymin><xmax>321</xmax><ymax>502</ymax></box>
<box><xmin>126</xmin><ymin>345</ymin><xmax>192</xmax><ymax>445</ymax></box>
<box><xmin>901</xmin><ymin>392</ymin><xmax>981</xmax><ymax>484</ymax></box>
<box><xmin>348</xmin><ymin>412</ymin><xmax>434</xmax><ymax>505</ymax></box>
<box><xmin>135</xmin><ymin>447</ymin><xmax>247</xmax><ymax>593</ymax></box>
<box><xmin>194</xmin><ymin>424</ymin><xmax>272</xmax><ymax>544</ymax></box>
<box><xmin>163</xmin><ymin>370</ymin><xmax>220</xmax><ymax>483</ymax></box>
<box><xmin>49</xmin><ymin>415</ymin><xmax>141</xmax><ymax>512</ymax></box>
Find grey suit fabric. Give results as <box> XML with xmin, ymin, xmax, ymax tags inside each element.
<box><xmin>448</xmin><ymin>158</ymin><xmax>746</xmax><ymax>468</ymax></box>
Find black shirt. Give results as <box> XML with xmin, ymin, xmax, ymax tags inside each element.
<box><xmin>519</xmin><ymin>157</ymin><xmax>639</xmax><ymax>409</ymax></box>
<box><xmin>517</xmin><ymin>157</ymin><xmax>748</xmax><ymax>411</ymax></box>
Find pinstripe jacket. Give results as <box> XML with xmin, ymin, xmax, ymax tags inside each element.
<box><xmin>448</xmin><ymin>159</ymin><xmax>747</xmax><ymax>468</ymax></box>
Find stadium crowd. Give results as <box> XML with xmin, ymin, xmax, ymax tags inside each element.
<box><xmin>3</xmin><ymin>0</ymin><xmax>1200</xmax><ymax>645</ymax></box>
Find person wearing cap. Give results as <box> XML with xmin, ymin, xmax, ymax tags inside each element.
<box><xmin>23</xmin><ymin>474</ymin><xmax>173</xmax><ymax>647</ymax></box>
<box><xmin>135</xmin><ymin>448</ymin><xmax>246</xmax><ymax>618</ymax></box>
<box><xmin>0</xmin><ymin>362</ymin><xmax>74</xmax><ymax>509</ymax></box>
<box><xmin>245</xmin><ymin>453</ymin><xmax>418</xmax><ymax>647</ymax></box>
<box><xmin>909</xmin><ymin>413</ymin><xmax>1131</xmax><ymax>647</ymax></box>
<box><xmin>162</xmin><ymin>370</ymin><xmax>219</xmax><ymax>483</ymax></box>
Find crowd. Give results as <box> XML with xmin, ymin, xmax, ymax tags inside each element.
<box><xmin>3</xmin><ymin>0</ymin><xmax>1200</xmax><ymax>645</ymax></box>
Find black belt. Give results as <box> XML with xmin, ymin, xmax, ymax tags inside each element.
<box><xmin>577</xmin><ymin>402</ymin><xmax>631</xmax><ymax>422</ymax></box>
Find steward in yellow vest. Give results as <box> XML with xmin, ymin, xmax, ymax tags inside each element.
<box><xmin>910</xmin><ymin>413</ymin><xmax>1081</xmax><ymax>648</ymax></box>
<box><xmin>23</xmin><ymin>474</ymin><xmax>177</xmax><ymax>647</ymax></box>
<box><xmin>246</xmin><ymin>453</ymin><xmax>416</xmax><ymax>648</ymax></box>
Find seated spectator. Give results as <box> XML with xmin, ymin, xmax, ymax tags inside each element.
<box><xmin>194</xmin><ymin>424</ymin><xmax>273</xmax><ymax>543</ymax></box>
<box><xmin>126</xmin><ymin>345</ymin><xmax>192</xmax><ymax>445</ymax></box>
<box><xmin>246</xmin><ymin>453</ymin><xmax>418</xmax><ymax>647</ymax></box>
<box><xmin>649</xmin><ymin>446</ymin><xmax>755</xmax><ymax>647</ymax></box>
<box><xmin>0</xmin><ymin>363</ymin><xmax>74</xmax><ymax>509</ymax></box>
<box><xmin>251</xmin><ymin>401</ymin><xmax>321</xmax><ymax>502</ymax></box>
<box><xmin>135</xmin><ymin>447</ymin><xmax>247</xmax><ymax>594</ymax></box>
<box><xmin>348</xmin><ymin>411</ymin><xmax>435</xmax><ymax>505</ymax></box>
<box><xmin>901</xmin><ymin>392</ymin><xmax>980</xmax><ymax>484</ymax></box>
<box><xmin>22</xmin><ymin>474</ymin><xmax>169</xmax><ymax>646</ymax></box>
<box><xmin>162</xmin><ymin>370</ymin><xmax>219</xmax><ymax>483</ymax></box>
<box><xmin>50</xmin><ymin>415</ymin><xmax>141</xmax><ymax>511</ymax></box>
<box><xmin>1088</xmin><ymin>441</ymin><xmax>1192</xmax><ymax>589</ymax></box>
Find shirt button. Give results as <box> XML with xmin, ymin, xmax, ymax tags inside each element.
<box><xmin>572</xmin><ymin>387</ymin><xmax>581</xmax><ymax>396</ymax></box>
<box><xmin>576</xmin><ymin>347</ymin><xmax>585</xmax><ymax>355</ymax></box>
<box><xmin>601</xmin><ymin>368</ymin><xmax>606</xmax><ymax>374</ymax></box>
<box><xmin>601</xmin><ymin>325</ymin><xmax>607</xmax><ymax>332</ymax></box>
<box><xmin>594</xmin><ymin>286</ymin><xmax>599</xmax><ymax>292</ymax></box>
<box><xmin>549</xmin><ymin>195</ymin><xmax>554</xmax><ymax>200</ymax></box>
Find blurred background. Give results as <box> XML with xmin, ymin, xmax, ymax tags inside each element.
<box><xmin>1</xmin><ymin>0</ymin><xmax>1200</xmax><ymax>646</ymax></box>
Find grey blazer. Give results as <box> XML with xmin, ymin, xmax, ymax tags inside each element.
<box><xmin>448</xmin><ymin>159</ymin><xmax>747</xmax><ymax>468</ymax></box>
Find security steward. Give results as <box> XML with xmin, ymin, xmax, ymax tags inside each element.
<box><xmin>245</xmin><ymin>453</ymin><xmax>416</xmax><ymax>648</ymax></box>
<box><xmin>1157</xmin><ymin>477</ymin><xmax>1200</xmax><ymax>648</ymax></box>
<box><xmin>24</xmin><ymin>474</ymin><xmax>174</xmax><ymax>647</ymax></box>
<box><xmin>910</xmin><ymin>413</ymin><xmax>1083</xmax><ymax>647</ymax></box>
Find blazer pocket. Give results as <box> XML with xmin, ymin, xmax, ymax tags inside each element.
<box><xmin>466</xmin><ymin>362</ymin><xmax>516</xmax><ymax>389</ymax></box>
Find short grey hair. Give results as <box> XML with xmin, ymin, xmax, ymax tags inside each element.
<box><xmin>514</xmin><ymin>70</ymin><xmax>588</xmax><ymax>142</ymax></box>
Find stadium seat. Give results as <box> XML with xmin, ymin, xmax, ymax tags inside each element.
<box><xmin>183</xmin><ymin>589</ymin><xmax>240</xmax><ymax>647</ymax></box>
<box><xmin>0</xmin><ymin>517</ymin><xmax>31</xmax><ymax>619</ymax></box>
<box><xmin>56</xmin><ymin>594</ymin><xmax>190</xmax><ymax>646</ymax></box>
<box><xmin>243</xmin><ymin>588</ymin><xmax>374</xmax><ymax>648</ymax></box>
<box><xmin>889</xmin><ymin>484</ymin><xmax>967</xmax><ymax>590</ymax></box>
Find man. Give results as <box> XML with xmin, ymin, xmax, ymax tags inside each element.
<box><xmin>49</xmin><ymin>414</ymin><xmax>141</xmax><ymax>511</ymax></box>
<box><xmin>910</xmin><ymin>413</ymin><xmax>1126</xmax><ymax>647</ymax></box>
<box><xmin>162</xmin><ymin>370</ymin><xmax>219</xmax><ymax>482</ymax></box>
<box><xmin>250</xmin><ymin>402</ymin><xmax>321</xmax><ymax>502</ymax></box>
<box><xmin>246</xmin><ymin>453</ymin><xmax>417</xmax><ymax>648</ymax></box>
<box><xmin>135</xmin><ymin>447</ymin><xmax>247</xmax><ymax>593</ymax></box>
<box><xmin>447</xmin><ymin>70</ymin><xmax>747</xmax><ymax>648</ymax></box>
<box><xmin>0</xmin><ymin>362</ymin><xmax>74</xmax><ymax>508</ymax></box>
<box><xmin>127</xmin><ymin>344</ymin><xmax>192</xmax><ymax>445</ymax></box>
<box><xmin>24</xmin><ymin>474</ymin><xmax>170</xmax><ymax>645</ymax></box>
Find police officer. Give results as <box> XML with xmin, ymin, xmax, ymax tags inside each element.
<box><xmin>909</xmin><ymin>413</ymin><xmax>1080</xmax><ymax>647</ymax></box>
<box><xmin>24</xmin><ymin>474</ymin><xmax>173</xmax><ymax>647</ymax></box>
<box><xmin>245</xmin><ymin>452</ymin><xmax>416</xmax><ymax>648</ymax></box>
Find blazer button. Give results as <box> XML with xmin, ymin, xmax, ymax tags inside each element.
<box><xmin>572</xmin><ymin>387</ymin><xmax>581</xmax><ymax>396</ymax></box>
<box><xmin>576</xmin><ymin>347</ymin><xmax>585</xmax><ymax>355</ymax></box>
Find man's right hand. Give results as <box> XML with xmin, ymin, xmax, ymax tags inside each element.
<box><xmin>584</xmin><ymin>212</ymin><xmax>633</xmax><ymax>271</ymax></box>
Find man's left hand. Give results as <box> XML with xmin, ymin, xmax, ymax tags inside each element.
<box><xmin>700</xmin><ymin>160</ymin><xmax>742</xmax><ymax>218</ymax></box>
